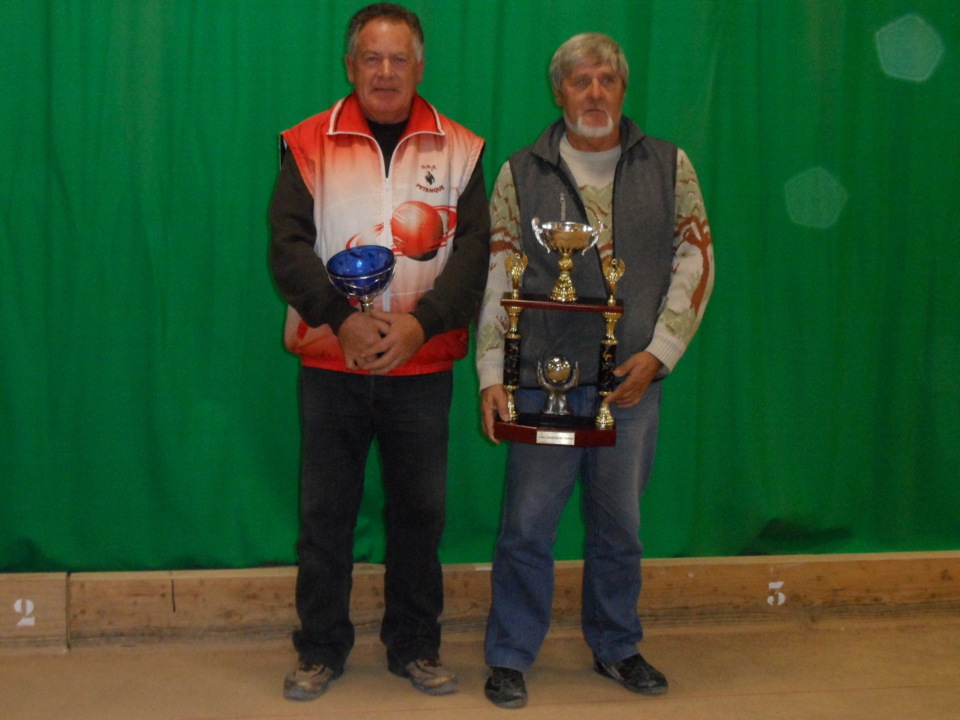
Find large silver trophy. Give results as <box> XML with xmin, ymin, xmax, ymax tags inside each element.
<box><xmin>531</xmin><ymin>218</ymin><xmax>604</xmax><ymax>302</ymax></box>
<box><xmin>326</xmin><ymin>245</ymin><xmax>396</xmax><ymax>312</ymax></box>
<box><xmin>495</xmin><ymin>220</ymin><xmax>625</xmax><ymax>446</ymax></box>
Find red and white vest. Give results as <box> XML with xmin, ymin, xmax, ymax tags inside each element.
<box><xmin>281</xmin><ymin>93</ymin><xmax>485</xmax><ymax>375</ymax></box>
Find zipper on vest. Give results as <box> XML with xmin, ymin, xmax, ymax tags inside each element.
<box><xmin>380</xmin><ymin>174</ymin><xmax>393</xmax><ymax>312</ymax></box>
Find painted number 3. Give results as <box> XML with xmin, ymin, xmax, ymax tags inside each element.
<box><xmin>767</xmin><ymin>581</ymin><xmax>786</xmax><ymax>606</ymax></box>
<box><xmin>14</xmin><ymin>598</ymin><xmax>36</xmax><ymax>627</ymax></box>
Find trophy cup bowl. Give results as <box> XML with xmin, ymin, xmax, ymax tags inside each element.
<box><xmin>326</xmin><ymin>245</ymin><xmax>396</xmax><ymax>312</ymax></box>
<box><xmin>531</xmin><ymin>218</ymin><xmax>603</xmax><ymax>302</ymax></box>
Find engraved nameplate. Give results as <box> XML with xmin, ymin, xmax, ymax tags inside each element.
<box><xmin>535</xmin><ymin>430</ymin><xmax>576</xmax><ymax>446</ymax></box>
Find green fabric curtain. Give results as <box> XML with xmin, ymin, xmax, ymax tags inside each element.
<box><xmin>2</xmin><ymin>1</ymin><xmax>957</xmax><ymax>572</ymax></box>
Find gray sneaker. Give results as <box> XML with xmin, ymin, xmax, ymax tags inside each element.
<box><xmin>389</xmin><ymin>657</ymin><xmax>459</xmax><ymax>695</ymax></box>
<box><xmin>283</xmin><ymin>661</ymin><xmax>343</xmax><ymax>701</ymax></box>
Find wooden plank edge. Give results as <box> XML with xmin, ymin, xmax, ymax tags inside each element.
<box><xmin>0</xmin><ymin>573</ymin><xmax>68</xmax><ymax>650</ymax></box>
<box><xmin>10</xmin><ymin>551</ymin><xmax>957</xmax><ymax>647</ymax></box>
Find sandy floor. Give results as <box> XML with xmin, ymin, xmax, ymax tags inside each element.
<box><xmin>2</xmin><ymin>618</ymin><xmax>959</xmax><ymax>720</ymax></box>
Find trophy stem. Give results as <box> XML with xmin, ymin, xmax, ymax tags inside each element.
<box><xmin>550</xmin><ymin>252</ymin><xmax>578</xmax><ymax>302</ymax></box>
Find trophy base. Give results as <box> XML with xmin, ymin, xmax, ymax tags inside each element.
<box><xmin>494</xmin><ymin>413</ymin><xmax>616</xmax><ymax>447</ymax></box>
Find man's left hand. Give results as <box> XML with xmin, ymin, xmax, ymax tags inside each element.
<box><xmin>357</xmin><ymin>310</ymin><xmax>426</xmax><ymax>375</ymax></box>
<box><xmin>604</xmin><ymin>351</ymin><xmax>663</xmax><ymax>409</ymax></box>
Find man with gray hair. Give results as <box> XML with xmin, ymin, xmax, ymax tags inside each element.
<box><xmin>476</xmin><ymin>33</ymin><xmax>714</xmax><ymax>708</ymax></box>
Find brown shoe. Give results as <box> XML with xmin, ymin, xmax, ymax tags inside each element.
<box><xmin>283</xmin><ymin>661</ymin><xmax>343</xmax><ymax>701</ymax></box>
<box><xmin>389</xmin><ymin>657</ymin><xmax>459</xmax><ymax>695</ymax></box>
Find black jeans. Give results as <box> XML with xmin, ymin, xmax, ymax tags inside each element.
<box><xmin>293</xmin><ymin>367</ymin><xmax>452</xmax><ymax>672</ymax></box>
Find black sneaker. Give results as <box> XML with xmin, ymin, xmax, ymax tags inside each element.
<box><xmin>484</xmin><ymin>666</ymin><xmax>527</xmax><ymax>709</ymax></box>
<box><xmin>283</xmin><ymin>661</ymin><xmax>343</xmax><ymax>701</ymax></box>
<box><xmin>594</xmin><ymin>653</ymin><xmax>668</xmax><ymax>695</ymax></box>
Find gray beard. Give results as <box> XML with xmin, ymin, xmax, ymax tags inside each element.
<box><xmin>565</xmin><ymin>110</ymin><xmax>615</xmax><ymax>139</ymax></box>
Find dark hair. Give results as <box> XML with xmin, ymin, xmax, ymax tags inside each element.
<box><xmin>346</xmin><ymin>3</ymin><xmax>424</xmax><ymax>61</ymax></box>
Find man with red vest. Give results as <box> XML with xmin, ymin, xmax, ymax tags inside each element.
<box><xmin>269</xmin><ymin>3</ymin><xmax>488</xmax><ymax>702</ymax></box>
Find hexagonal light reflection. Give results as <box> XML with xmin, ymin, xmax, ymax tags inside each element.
<box><xmin>784</xmin><ymin>167</ymin><xmax>849</xmax><ymax>230</ymax></box>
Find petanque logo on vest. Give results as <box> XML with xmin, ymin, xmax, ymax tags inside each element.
<box><xmin>417</xmin><ymin>165</ymin><xmax>444</xmax><ymax>193</ymax></box>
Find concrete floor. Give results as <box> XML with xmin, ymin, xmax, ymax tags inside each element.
<box><xmin>2</xmin><ymin>618</ymin><xmax>958</xmax><ymax>720</ymax></box>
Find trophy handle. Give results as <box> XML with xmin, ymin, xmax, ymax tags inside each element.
<box><xmin>580</xmin><ymin>221</ymin><xmax>605</xmax><ymax>255</ymax></box>
<box><xmin>531</xmin><ymin>217</ymin><xmax>551</xmax><ymax>253</ymax></box>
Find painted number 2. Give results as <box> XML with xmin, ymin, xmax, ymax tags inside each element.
<box><xmin>14</xmin><ymin>598</ymin><xmax>36</xmax><ymax>627</ymax></box>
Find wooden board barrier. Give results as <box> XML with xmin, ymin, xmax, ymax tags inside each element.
<box><xmin>638</xmin><ymin>552</ymin><xmax>960</xmax><ymax>627</ymax></box>
<box><xmin>3</xmin><ymin>551</ymin><xmax>958</xmax><ymax>648</ymax></box>
<box><xmin>0</xmin><ymin>573</ymin><xmax>68</xmax><ymax>649</ymax></box>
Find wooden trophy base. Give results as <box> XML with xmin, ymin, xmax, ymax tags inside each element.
<box><xmin>494</xmin><ymin>413</ymin><xmax>616</xmax><ymax>447</ymax></box>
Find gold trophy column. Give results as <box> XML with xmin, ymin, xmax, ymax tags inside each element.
<box><xmin>596</xmin><ymin>259</ymin><xmax>625</xmax><ymax>429</ymax></box>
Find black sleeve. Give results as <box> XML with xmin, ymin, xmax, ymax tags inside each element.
<box><xmin>267</xmin><ymin>152</ymin><xmax>354</xmax><ymax>332</ymax></box>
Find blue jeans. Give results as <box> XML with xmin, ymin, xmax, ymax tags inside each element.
<box><xmin>293</xmin><ymin>367</ymin><xmax>452</xmax><ymax>672</ymax></box>
<box><xmin>484</xmin><ymin>382</ymin><xmax>662</xmax><ymax>672</ymax></box>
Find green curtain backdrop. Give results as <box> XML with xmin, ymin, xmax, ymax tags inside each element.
<box><xmin>2</xmin><ymin>1</ymin><xmax>957</xmax><ymax>572</ymax></box>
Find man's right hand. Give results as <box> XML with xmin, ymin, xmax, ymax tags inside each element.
<box><xmin>480</xmin><ymin>384</ymin><xmax>512</xmax><ymax>443</ymax></box>
<box><xmin>337</xmin><ymin>311</ymin><xmax>389</xmax><ymax>370</ymax></box>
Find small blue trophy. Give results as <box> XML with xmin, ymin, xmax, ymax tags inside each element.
<box><xmin>326</xmin><ymin>245</ymin><xmax>396</xmax><ymax>312</ymax></box>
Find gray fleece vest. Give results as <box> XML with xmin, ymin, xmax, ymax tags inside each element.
<box><xmin>509</xmin><ymin>118</ymin><xmax>677</xmax><ymax>387</ymax></box>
